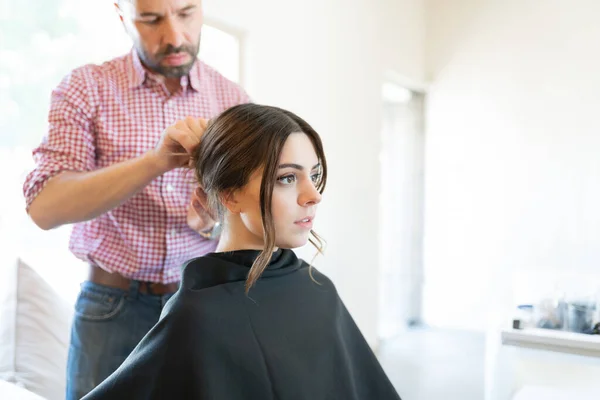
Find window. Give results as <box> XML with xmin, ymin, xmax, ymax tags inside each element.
<box><xmin>0</xmin><ymin>0</ymin><xmax>243</xmax><ymax>301</ymax></box>
<box><xmin>378</xmin><ymin>82</ymin><xmax>426</xmax><ymax>340</ymax></box>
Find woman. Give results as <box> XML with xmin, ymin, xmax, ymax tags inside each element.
<box><xmin>83</xmin><ymin>104</ymin><xmax>401</xmax><ymax>399</ymax></box>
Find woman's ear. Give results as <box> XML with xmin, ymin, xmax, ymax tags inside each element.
<box><xmin>191</xmin><ymin>187</ymin><xmax>217</xmax><ymax>220</ymax></box>
<box><xmin>221</xmin><ymin>189</ymin><xmax>241</xmax><ymax>214</ymax></box>
<box><xmin>192</xmin><ymin>187</ymin><xmax>209</xmax><ymax>208</ymax></box>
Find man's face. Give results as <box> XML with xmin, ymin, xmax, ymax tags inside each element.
<box><xmin>117</xmin><ymin>0</ymin><xmax>203</xmax><ymax>78</ymax></box>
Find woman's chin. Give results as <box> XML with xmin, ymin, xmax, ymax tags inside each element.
<box><xmin>275</xmin><ymin>236</ymin><xmax>309</xmax><ymax>250</ymax></box>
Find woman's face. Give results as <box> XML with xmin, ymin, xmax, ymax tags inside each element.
<box><xmin>234</xmin><ymin>133</ymin><xmax>323</xmax><ymax>249</ymax></box>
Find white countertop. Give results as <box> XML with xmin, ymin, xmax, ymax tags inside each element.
<box><xmin>513</xmin><ymin>385</ymin><xmax>600</xmax><ymax>400</ymax></box>
<box><xmin>502</xmin><ymin>327</ymin><xmax>600</xmax><ymax>357</ymax></box>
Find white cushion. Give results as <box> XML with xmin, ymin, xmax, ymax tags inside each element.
<box><xmin>0</xmin><ymin>253</ymin><xmax>18</xmax><ymax>377</ymax></box>
<box><xmin>0</xmin><ymin>380</ymin><xmax>45</xmax><ymax>400</ymax></box>
<box><xmin>0</xmin><ymin>257</ymin><xmax>73</xmax><ymax>400</ymax></box>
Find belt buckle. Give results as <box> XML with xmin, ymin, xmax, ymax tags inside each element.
<box><xmin>146</xmin><ymin>282</ymin><xmax>160</xmax><ymax>295</ymax></box>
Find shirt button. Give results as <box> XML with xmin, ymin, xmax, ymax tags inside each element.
<box><xmin>166</xmin><ymin>184</ymin><xmax>174</xmax><ymax>192</ymax></box>
<box><xmin>171</xmin><ymin>228</ymin><xmax>177</xmax><ymax>237</ymax></box>
<box><xmin>166</xmin><ymin>270</ymin><xmax>174</xmax><ymax>277</ymax></box>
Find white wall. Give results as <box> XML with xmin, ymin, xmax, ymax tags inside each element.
<box><xmin>205</xmin><ymin>0</ymin><xmax>426</xmax><ymax>345</ymax></box>
<box><xmin>423</xmin><ymin>0</ymin><xmax>600</xmax><ymax>330</ymax></box>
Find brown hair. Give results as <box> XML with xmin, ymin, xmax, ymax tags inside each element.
<box><xmin>192</xmin><ymin>103</ymin><xmax>327</xmax><ymax>292</ymax></box>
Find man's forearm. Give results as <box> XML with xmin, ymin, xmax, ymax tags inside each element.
<box><xmin>28</xmin><ymin>151</ymin><xmax>169</xmax><ymax>230</ymax></box>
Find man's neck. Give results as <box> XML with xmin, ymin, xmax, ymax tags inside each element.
<box><xmin>163</xmin><ymin>77</ymin><xmax>182</xmax><ymax>95</ymax></box>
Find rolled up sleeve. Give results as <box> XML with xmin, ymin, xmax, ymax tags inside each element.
<box><xmin>23</xmin><ymin>67</ymin><xmax>98</xmax><ymax>210</ymax></box>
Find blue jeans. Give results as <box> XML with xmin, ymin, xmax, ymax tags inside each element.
<box><xmin>66</xmin><ymin>280</ymin><xmax>175</xmax><ymax>400</ymax></box>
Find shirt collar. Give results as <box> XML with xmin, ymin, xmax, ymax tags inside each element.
<box><xmin>128</xmin><ymin>49</ymin><xmax>146</xmax><ymax>89</ymax></box>
<box><xmin>188</xmin><ymin>61</ymin><xmax>201</xmax><ymax>92</ymax></box>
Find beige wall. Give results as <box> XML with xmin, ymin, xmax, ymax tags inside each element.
<box><xmin>206</xmin><ymin>0</ymin><xmax>426</xmax><ymax>345</ymax></box>
<box><xmin>423</xmin><ymin>0</ymin><xmax>600</xmax><ymax>330</ymax></box>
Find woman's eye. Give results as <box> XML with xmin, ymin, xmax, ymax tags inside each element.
<box><xmin>311</xmin><ymin>173</ymin><xmax>322</xmax><ymax>184</ymax></box>
<box><xmin>278</xmin><ymin>174</ymin><xmax>296</xmax><ymax>184</ymax></box>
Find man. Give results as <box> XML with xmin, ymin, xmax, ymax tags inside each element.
<box><xmin>22</xmin><ymin>0</ymin><xmax>249</xmax><ymax>398</ymax></box>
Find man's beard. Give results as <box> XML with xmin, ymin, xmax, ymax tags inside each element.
<box><xmin>138</xmin><ymin>39</ymin><xmax>200</xmax><ymax>78</ymax></box>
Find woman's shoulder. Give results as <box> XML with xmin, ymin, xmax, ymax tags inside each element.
<box><xmin>158</xmin><ymin>280</ymin><xmax>243</xmax><ymax>340</ymax></box>
<box><xmin>179</xmin><ymin>253</ymin><xmax>249</xmax><ymax>292</ymax></box>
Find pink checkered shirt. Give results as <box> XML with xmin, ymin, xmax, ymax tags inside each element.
<box><xmin>23</xmin><ymin>50</ymin><xmax>250</xmax><ymax>283</ymax></box>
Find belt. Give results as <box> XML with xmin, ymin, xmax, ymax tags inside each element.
<box><xmin>88</xmin><ymin>264</ymin><xmax>179</xmax><ymax>295</ymax></box>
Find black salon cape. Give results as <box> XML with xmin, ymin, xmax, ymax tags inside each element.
<box><xmin>83</xmin><ymin>249</ymin><xmax>401</xmax><ymax>400</ymax></box>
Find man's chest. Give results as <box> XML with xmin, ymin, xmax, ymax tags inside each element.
<box><xmin>93</xmin><ymin>87</ymin><xmax>221</xmax><ymax>164</ymax></box>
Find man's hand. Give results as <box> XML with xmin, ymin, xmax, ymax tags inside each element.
<box><xmin>187</xmin><ymin>187</ymin><xmax>215</xmax><ymax>234</ymax></box>
<box><xmin>151</xmin><ymin>117</ymin><xmax>208</xmax><ymax>173</ymax></box>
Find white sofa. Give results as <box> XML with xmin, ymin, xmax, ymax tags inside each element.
<box><xmin>0</xmin><ymin>254</ymin><xmax>75</xmax><ymax>400</ymax></box>
<box><xmin>0</xmin><ymin>380</ymin><xmax>46</xmax><ymax>400</ymax></box>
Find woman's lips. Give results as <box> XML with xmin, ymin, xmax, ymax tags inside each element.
<box><xmin>294</xmin><ymin>216</ymin><xmax>314</xmax><ymax>229</ymax></box>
